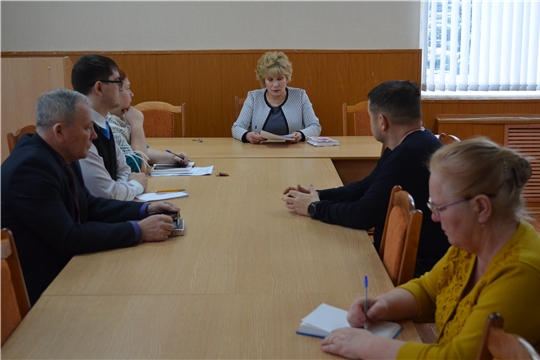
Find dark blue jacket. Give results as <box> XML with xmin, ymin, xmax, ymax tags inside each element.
<box><xmin>315</xmin><ymin>129</ymin><xmax>450</xmax><ymax>275</ymax></box>
<box><xmin>1</xmin><ymin>133</ymin><xmax>142</xmax><ymax>304</ymax></box>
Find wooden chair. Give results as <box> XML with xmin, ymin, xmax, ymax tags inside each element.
<box><xmin>437</xmin><ymin>132</ymin><xmax>460</xmax><ymax>145</ymax></box>
<box><xmin>1</xmin><ymin>228</ymin><xmax>31</xmax><ymax>345</ymax></box>
<box><xmin>133</xmin><ymin>101</ymin><xmax>185</xmax><ymax>138</ymax></box>
<box><xmin>342</xmin><ymin>100</ymin><xmax>386</xmax><ymax>158</ymax></box>
<box><xmin>379</xmin><ymin>185</ymin><xmax>423</xmax><ymax>286</ymax></box>
<box><xmin>342</xmin><ymin>101</ymin><xmax>370</xmax><ymax>136</ymax></box>
<box><xmin>7</xmin><ymin>125</ymin><xmax>36</xmax><ymax>154</ymax></box>
<box><xmin>477</xmin><ymin>313</ymin><xmax>540</xmax><ymax>360</ymax></box>
<box><xmin>234</xmin><ymin>96</ymin><xmax>245</xmax><ymax>119</ymax></box>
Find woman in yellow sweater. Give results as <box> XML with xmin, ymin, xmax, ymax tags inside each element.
<box><xmin>321</xmin><ymin>137</ymin><xmax>540</xmax><ymax>359</ymax></box>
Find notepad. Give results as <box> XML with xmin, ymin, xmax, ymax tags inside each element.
<box><xmin>297</xmin><ymin>303</ymin><xmax>402</xmax><ymax>339</ymax></box>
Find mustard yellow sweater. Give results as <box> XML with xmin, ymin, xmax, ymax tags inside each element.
<box><xmin>398</xmin><ymin>220</ymin><xmax>540</xmax><ymax>359</ymax></box>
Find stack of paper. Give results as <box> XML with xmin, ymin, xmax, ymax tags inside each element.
<box><xmin>150</xmin><ymin>163</ymin><xmax>214</xmax><ymax>176</ymax></box>
<box><xmin>149</xmin><ymin>162</ymin><xmax>195</xmax><ymax>176</ymax></box>
<box><xmin>297</xmin><ymin>303</ymin><xmax>402</xmax><ymax>339</ymax></box>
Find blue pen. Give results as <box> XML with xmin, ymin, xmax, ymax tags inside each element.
<box><xmin>166</xmin><ymin>149</ymin><xmax>185</xmax><ymax>160</ymax></box>
<box><xmin>364</xmin><ymin>275</ymin><xmax>369</xmax><ymax>330</ymax></box>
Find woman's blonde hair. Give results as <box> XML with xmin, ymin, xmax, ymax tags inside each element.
<box><xmin>255</xmin><ymin>51</ymin><xmax>292</xmax><ymax>87</ymax></box>
<box><xmin>429</xmin><ymin>137</ymin><xmax>532</xmax><ymax>220</ymax></box>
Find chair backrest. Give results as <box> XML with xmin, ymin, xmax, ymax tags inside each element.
<box><xmin>234</xmin><ymin>96</ymin><xmax>245</xmax><ymax>119</ymax></box>
<box><xmin>1</xmin><ymin>228</ymin><xmax>31</xmax><ymax>345</ymax></box>
<box><xmin>7</xmin><ymin>125</ymin><xmax>36</xmax><ymax>154</ymax></box>
<box><xmin>436</xmin><ymin>132</ymin><xmax>461</xmax><ymax>145</ymax></box>
<box><xmin>379</xmin><ymin>185</ymin><xmax>423</xmax><ymax>286</ymax></box>
<box><xmin>477</xmin><ymin>313</ymin><xmax>540</xmax><ymax>360</ymax></box>
<box><xmin>342</xmin><ymin>101</ymin><xmax>370</xmax><ymax>136</ymax></box>
<box><xmin>133</xmin><ymin>101</ymin><xmax>185</xmax><ymax>138</ymax></box>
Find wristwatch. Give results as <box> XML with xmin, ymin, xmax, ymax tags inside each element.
<box><xmin>308</xmin><ymin>201</ymin><xmax>319</xmax><ymax>218</ymax></box>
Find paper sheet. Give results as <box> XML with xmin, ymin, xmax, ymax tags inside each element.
<box><xmin>136</xmin><ymin>191</ymin><xmax>189</xmax><ymax>202</ymax></box>
<box><xmin>260</xmin><ymin>130</ymin><xmax>295</xmax><ymax>141</ymax></box>
<box><xmin>150</xmin><ymin>166</ymin><xmax>214</xmax><ymax>176</ymax></box>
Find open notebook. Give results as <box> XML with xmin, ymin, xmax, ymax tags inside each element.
<box><xmin>297</xmin><ymin>303</ymin><xmax>402</xmax><ymax>339</ymax></box>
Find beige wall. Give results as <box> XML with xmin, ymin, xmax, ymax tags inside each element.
<box><xmin>1</xmin><ymin>1</ymin><xmax>421</xmax><ymax>51</ymax></box>
<box><xmin>1</xmin><ymin>57</ymin><xmax>72</xmax><ymax>161</ymax></box>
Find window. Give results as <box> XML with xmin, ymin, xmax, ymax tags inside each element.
<box><xmin>421</xmin><ymin>0</ymin><xmax>539</xmax><ymax>92</ymax></box>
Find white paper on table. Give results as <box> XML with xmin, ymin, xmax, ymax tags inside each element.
<box><xmin>136</xmin><ymin>191</ymin><xmax>189</xmax><ymax>202</ymax></box>
<box><xmin>149</xmin><ymin>161</ymin><xmax>196</xmax><ymax>175</ymax></box>
<box><xmin>260</xmin><ymin>130</ymin><xmax>295</xmax><ymax>141</ymax></box>
<box><xmin>149</xmin><ymin>166</ymin><xmax>214</xmax><ymax>176</ymax></box>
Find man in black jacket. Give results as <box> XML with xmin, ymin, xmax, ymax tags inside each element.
<box><xmin>1</xmin><ymin>88</ymin><xmax>178</xmax><ymax>304</ymax></box>
<box><xmin>282</xmin><ymin>80</ymin><xmax>450</xmax><ymax>276</ymax></box>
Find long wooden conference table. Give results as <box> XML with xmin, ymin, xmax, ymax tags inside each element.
<box><xmin>2</xmin><ymin>138</ymin><xmax>421</xmax><ymax>359</ymax></box>
<box><xmin>146</xmin><ymin>136</ymin><xmax>382</xmax><ymax>185</ymax></box>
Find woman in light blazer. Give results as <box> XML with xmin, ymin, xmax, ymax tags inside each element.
<box><xmin>232</xmin><ymin>51</ymin><xmax>321</xmax><ymax>144</ymax></box>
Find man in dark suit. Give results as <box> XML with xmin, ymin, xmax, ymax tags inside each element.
<box><xmin>1</xmin><ymin>88</ymin><xmax>179</xmax><ymax>305</ymax></box>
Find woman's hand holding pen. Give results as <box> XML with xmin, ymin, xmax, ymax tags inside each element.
<box><xmin>324</xmin><ymin>291</ymin><xmax>409</xmax><ymax>359</ymax></box>
<box><xmin>166</xmin><ymin>149</ymin><xmax>190</xmax><ymax>166</ymax></box>
<box><xmin>171</xmin><ymin>152</ymin><xmax>189</xmax><ymax>166</ymax></box>
<box><xmin>347</xmin><ymin>296</ymin><xmax>388</xmax><ymax>328</ymax></box>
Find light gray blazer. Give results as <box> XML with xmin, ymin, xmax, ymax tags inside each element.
<box><xmin>231</xmin><ymin>87</ymin><xmax>322</xmax><ymax>141</ymax></box>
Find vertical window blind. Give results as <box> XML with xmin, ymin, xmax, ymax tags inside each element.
<box><xmin>421</xmin><ymin>0</ymin><xmax>540</xmax><ymax>92</ymax></box>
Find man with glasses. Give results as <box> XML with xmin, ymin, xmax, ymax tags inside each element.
<box><xmin>283</xmin><ymin>80</ymin><xmax>450</xmax><ymax>276</ymax></box>
<box><xmin>72</xmin><ymin>54</ymin><xmax>147</xmax><ymax>200</ymax></box>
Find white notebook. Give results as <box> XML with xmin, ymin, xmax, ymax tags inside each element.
<box><xmin>297</xmin><ymin>303</ymin><xmax>402</xmax><ymax>339</ymax></box>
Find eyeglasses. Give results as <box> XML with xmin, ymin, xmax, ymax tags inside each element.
<box><xmin>427</xmin><ymin>197</ymin><xmax>471</xmax><ymax>216</ymax></box>
<box><xmin>427</xmin><ymin>194</ymin><xmax>496</xmax><ymax>216</ymax></box>
<box><xmin>98</xmin><ymin>80</ymin><xmax>123</xmax><ymax>90</ymax></box>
